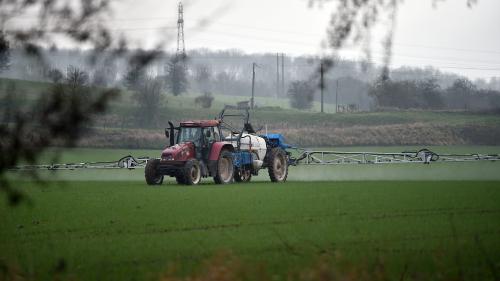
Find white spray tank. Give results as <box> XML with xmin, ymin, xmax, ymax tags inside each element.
<box><xmin>225</xmin><ymin>133</ymin><xmax>267</xmax><ymax>170</ymax></box>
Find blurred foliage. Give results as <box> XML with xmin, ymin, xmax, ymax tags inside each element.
<box><xmin>0</xmin><ymin>0</ymin><xmax>165</xmax><ymax>205</ymax></box>
<box><xmin>0</xmin><ymin>31</ymin><xmax>10</xmax><ymax>73</ymax></box>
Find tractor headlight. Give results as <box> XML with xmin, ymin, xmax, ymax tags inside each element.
<box><xmin>162</xmin><ymin>154</ymin><xmax>173</xmax><ymax>161</ymax></box>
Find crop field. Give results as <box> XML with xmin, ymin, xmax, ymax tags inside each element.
<box><xmin>1</xmin><ymin>147</ymin><xmax>500</xmax><ymax>281</ymax></box>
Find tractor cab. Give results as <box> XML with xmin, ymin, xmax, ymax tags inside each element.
<box><xmin>165</xmin><ymin>120</ymin><xmax>222</xmax><ymax>161</ymax></box>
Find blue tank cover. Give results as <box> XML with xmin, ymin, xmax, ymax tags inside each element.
<box><xmin>232</xmin><ymin>151</ymin><xmax>253</xmax><ymax>168</ymax></box>
<box><xmin>260</xmin><ymin>134</ymin><xmax>292</xmax><ymax>150</ymax></box>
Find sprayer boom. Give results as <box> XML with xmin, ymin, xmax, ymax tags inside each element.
<box><xmin>290</xmin><ymin>149</ymin><xmax>500</xmax><ymax>165</ymax></box>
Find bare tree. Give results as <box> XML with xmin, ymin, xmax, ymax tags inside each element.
<box><xmin>124</xmin><ymin>65</ymin><xmax>146</xmax><ymax>91</ymax></box>
<box><xmin>446</xmin><ymin>78</ymin><xmax>477</xmax><ymax>110</ymax></box>
<box><xmin>47</xmin><ymin>68</ymin><xmax>64</xmax><ymax>84</ymax></box>
<box><xmin>288</xmin><ymin>81</ymin><xmax>316</xmax><ymax>110</ymax></box>
<box><xmin>66</xmin><ymin>66</ymin><xmax>89</xmax><ymax>89</ymax></box>
<box><xmin>166</xmin><ymin>57</ymin><xmax>188</xmax><ymax>96</ymax></box>
<box><xmin>132</xmin><ymin>77</ymin><xmax>164</xmax><ymax>127</ymax></box>
<box><xmin>194</xmin><ymin>64</ymin><xmax>212</xmax><ymax>93</ymax></box>
<box><xmin>195</xmin><ymin>91</ymin><xmax>214</xmax><ymax>109</ymax></box>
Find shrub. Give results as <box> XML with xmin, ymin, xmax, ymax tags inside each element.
<box><xmin>195</xmin><ymin>91</ymin><xmax>214</xmax><ymax>109</ymax></box>
<box><xmin>288</xmin><ymin>80</ymin><xmax>315</xmax><ymax>110</ymax></box>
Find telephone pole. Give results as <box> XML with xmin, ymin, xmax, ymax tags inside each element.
<box><xmin>281</xmin><ymin>53</ymin><xmax>285</xmax><ymax>96</ymax></box>
<box><xmin>320</xmin><ymin>61</ymin><xmax>325</xmax><ymax>113</ymax></box>
<box><xmin>336</xmin><ymin>79</ymin><xmax>339</xmax><ymax>114</ymax></box>
<box><xmin>276</xmin><ymin>53</ymin><xmax>280</xmax><ymax>98</ymax></box>
<box><xmin>251</xmin><ymin>62</ymin><xmax>258</xmax><ymax>109</ymax></box>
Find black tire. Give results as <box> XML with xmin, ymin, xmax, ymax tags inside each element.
<box><xmin>175</xmin><ymin>175</ymin><xmax>186</xmax><ymax>185</ymax></box>
<box><xmin>183</xmin><ymin>159</ymin><xmax>202</xmax><ymax>185</ymax></box>
<box><xmin>267</xmin><ymin>148</ymin><xmax>288</xmax><ymax>182</ymax></box>
<box><xmin>214</xmin><ymin>150</ymin><xmax>234</xmax><ymax>184</ymax></box>
<box><xmin>145</xmin><ymin>159</ymin><xmax>164</xmax><ymax>185</ymax></box>
<box><xmin>234</xmin><ymin>168</ymin><xmax>252</xmax><ymax>182</ymax></box>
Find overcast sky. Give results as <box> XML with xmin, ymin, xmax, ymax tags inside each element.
<box><xmin>94</xmin><ymin>0</ymin><xmax>500</xmax><ymax>80</ymax></box>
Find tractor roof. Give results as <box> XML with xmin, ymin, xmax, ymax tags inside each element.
<box><xmin>180</xmin><ymin>120</ymin><xmax>220</xmax><ymax>128</ymax></box>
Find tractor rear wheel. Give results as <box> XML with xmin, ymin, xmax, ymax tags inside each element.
<box><xmin>234</xmin><ymin>168</ymin><xmax>252</xmax><ymax>182</ymax></box>
<box><xmin>267</xmin><ymin>148</ymin><xmax>288</xmax><ymax>182</ymax></box>
<box><xmin>145</xmin><ymin>159</ymin><xmax>164</xmax><ymax>185</ymax></box>
<box><xmin>214</xmin><ymin>150</ymin><xmax>234</xmax><ymax>184</ymax></box>
<box><xmin>183</xmin><ymin>159</ymin><xmax>201</xmax><ymax>185</ymax></box>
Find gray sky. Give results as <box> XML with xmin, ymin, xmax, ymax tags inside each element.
<box><xmin>94</xmin><ymin>0</ymin><xmax>500</xmax><ymax>79</ymax></box>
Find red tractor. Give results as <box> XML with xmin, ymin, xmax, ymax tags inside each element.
<box><xmin>145</xmin><ymin>109</ymin><xmax>291</xmax><ymax>185</ymax></box>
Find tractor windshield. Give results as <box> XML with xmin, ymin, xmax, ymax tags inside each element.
<box><xmin>177</xmin><ymin>127</ymin><xmax>202</xmax><ymax>146</ymax></box>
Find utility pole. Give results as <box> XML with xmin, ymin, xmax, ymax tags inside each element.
<box><xmin>281</xmin><ymin>53</ymin><xmax>285</xmax><ymax>96</ymax></box>
<box><xmin>336</xmin><ymin>79</ymin><xmax>339</xmax><ymax>114</ymax></box>
<box><xmin>320</xmin><ymin>61</ymin><xmax>324</xmax><ymax>113</ymax></box>
<box><xmin>276</xmin><ymin>53</ymin><xmax>280</xmax><ymax>98</ymax></box>
<box><xmin>251</xmin><ymin>62</ymin><xmax>257</xmax><ymax>110</ymax></box>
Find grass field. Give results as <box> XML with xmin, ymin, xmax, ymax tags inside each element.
<box><xmin>1</xmin><ymin>147</ymin><xmax>500</xmax><ymax>280</ymax></box>
<box><xmin>1</xmin><ymin>181</ymin><xmax>499</xmax><ymax>281</ymax></box>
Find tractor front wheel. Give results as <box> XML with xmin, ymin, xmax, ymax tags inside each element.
<box><xmin>145</xmin><ymin>159</ymin><xmax>164</xmax><ymax>185</ymax></box>
<box><xmin>214</xmin><ymin>150</ymin><xmax>234</xmax><ymax>184</ymax></box>
<box><xmin>267</xmin><ymin>148</ymin><xmax>288</xmax><ymax>182</ymax></box>
<box><xmin>183</xmin><ymin>159</ymin><xmax>202</xmax><ymax>185</ymax></box>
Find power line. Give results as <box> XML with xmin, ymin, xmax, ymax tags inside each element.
<box><xmin>130</xmin><ymin>27</ymin><xmax>500</xmax><ymax>67</ymax></box>
<box><xmin>115</xmin><ymin>17</ymin><xmax>500</xmax><ymax>55</ymax></box>
<box><xmin>186</xmin><ymin>55</ymin><xmax>500</xmax><ymax>72</ymax></box>
<box><xmin>8</xmin><ymin>29</ymin><xmax>500</xmax><ymax>74</ymax></box>
<box><xmin>11</xmin><ymin>15</ymin><xmax>500</xmax><ymax>56</ymax></box>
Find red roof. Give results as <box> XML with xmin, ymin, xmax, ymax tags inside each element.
<box><xmin>180</xmin><ymin>120</ymin><xmax>220</xmax><ymax>127</ymax></box>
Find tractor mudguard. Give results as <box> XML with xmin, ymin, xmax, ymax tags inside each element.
<box><xmin>208</xmin><ymin>142</ymin><xmax>234</xmax><ymax>161</ymax></box>
<box><xmin>207</xmin><ymin>142</ymin><xmax>234</xmax><ymax>177</ymax></box>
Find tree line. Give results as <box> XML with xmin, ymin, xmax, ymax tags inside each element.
<box><xmin>369</xmin><ymin>77</ymin><xmax>500</xmax><ymax>111</ymax></box>
<box><xmin>3</xmin><ymin>47</ymin><xmax>500</xmax><ymax>97</ymax></box>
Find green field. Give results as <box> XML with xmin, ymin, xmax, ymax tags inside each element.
<box><xmin>2</xmin><ymin>147</ymin><xmax>500</xmax><ymax>280</ymax></box>
<box><xmin>1</xmin><ymin>181</ymin><xmax>499</xmax><ymax>281</ymax></box>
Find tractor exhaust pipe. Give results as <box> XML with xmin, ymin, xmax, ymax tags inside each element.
<box><xmin>168</xmin><ymin>121</ymin><xmax>175</xmax><ymax>147</ymax></box>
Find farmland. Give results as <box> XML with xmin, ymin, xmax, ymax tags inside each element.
<box><xmin>2</xmin><ymin>1</ymin><xmax>500</xmax><ymax>280</ymax></box>
<box><xmin>1</xmin><ymin>180</ymin><xmax>500</xmax><ymax>281</ymax></box>
<box><xmin>1</xmin><ymin>147</ymin><xmax>500</xmax><ymax>280</ymax></box>
<box><xmin>2</xmin><ymin>79</ymin><xmax>500</xmax><ymax>280</ymax></box>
